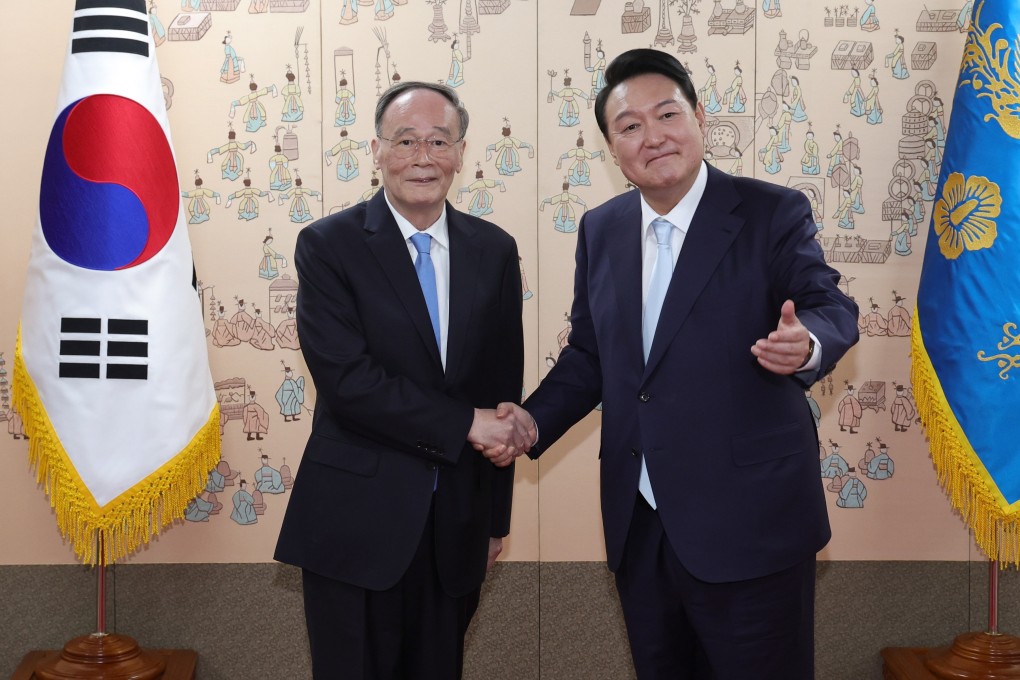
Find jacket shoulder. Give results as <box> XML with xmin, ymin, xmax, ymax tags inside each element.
<box><xmin>584</xmin><ymin>188</ymin><xmax>640</xmax><ymax>224</ymax></box>
<box><xmin>727</xmin><ymin>173</ymin><xmax>809</xmax><ymax>211</ymax></box>
<box><xmin>295</xmin><ymin>203</ymin><xmax>371</xmax><ymax>253</ymax></box>
<box><xmin>454</xmin><ymin>208</ymin><xmax>518</xmax><ymax>251</ymax></box>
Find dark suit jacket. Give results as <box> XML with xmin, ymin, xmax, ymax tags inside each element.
<box><xmin>524</xmin><ymin>165</ymin><xmax>859</xmax><ymax>584</ymax></box>
<box><xmin>274</xmin><ymin>190</ymin><xmax>523</xmax><ymax>598</ymax></box>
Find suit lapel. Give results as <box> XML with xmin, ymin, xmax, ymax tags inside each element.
<box><xmin>445</xmin><ymin>204</ymin><xmax>481</xmax><ymax>386</ymax></box>
<box><xmin>642</xmin><ymin>166</ymin><xmax>745</xmax><ymax>381</ymax></box>
<box><xmin>364</xmin><ymin>190</ymin><xmax>444</xmax><ymax>370</ymax></box>
<box><xmin>608</xmin><ymin>192</ymin><xmax>645</xmax><ymax>370</ymax></box>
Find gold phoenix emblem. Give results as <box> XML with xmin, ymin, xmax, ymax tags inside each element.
<box><xmin>960</xmin><ymin>0</ymin><xmax>1020</xmax><ymax>139</ymax></box>
<box><xmin>933</xmin><ymin>173</ymin><xmax>1000</xmax><ymax>260</ymax></box>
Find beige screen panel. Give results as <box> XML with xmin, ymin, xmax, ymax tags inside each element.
<box><xmin>0</xmin><ymin>0</ymin><xmax>976</xmax><ymax>565</ymax></box>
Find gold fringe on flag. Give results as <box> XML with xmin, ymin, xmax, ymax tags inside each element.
<box><xmin>911</xmin><ymin>308</ymin><xmax>1020</xmax><ymax>567</ymax></box>
<box><xmin>11</xmin><ymin>329</ymin><xmax>221</xmax><ymax>566</ymax></box>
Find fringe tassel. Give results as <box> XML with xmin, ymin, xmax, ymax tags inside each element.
<box><xmin>911</xmin><ymin>308</ymin><xmax>1020</xmax><ymax>567</ymax></box>
<box><xmin>12</xmin><ymin>328</ymin><xmax>221</xmax><ymax>566</ymax></box>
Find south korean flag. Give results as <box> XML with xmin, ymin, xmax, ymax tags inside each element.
<box><xmin>13</xmin><ymin>0</ymin><xmax>220</xmax><ymax>565</ymax></box>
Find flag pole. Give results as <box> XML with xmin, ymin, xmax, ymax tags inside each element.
<box><xmin>96</xmin><ymin>531</ymin><xmax>106</xmax><ymax>636</ymax></box>
<box><xmin>989</xmin><ymin>559</ymin><xmax>998</xmax><ymax>635</ymax></box>
<box><xmin>30</xmin><ymin>531</ymin><xmax>165</xmax><ymax>680</ymax></box>
<box><xmin>921</xmin><ymin>558</ymin><xmax>1020</xmax><ymax>678</ymax></box>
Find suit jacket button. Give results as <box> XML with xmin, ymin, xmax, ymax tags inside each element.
<box><xmin>631</xmin><ymin>448</ymin><xmax>640</xmax><ymax>457</ymax></box>
<box><xmin>639</xmin><ymin>392</ymin><xmax>650</xmax><ymax>402</ymax></box>
<box><xmin>426</xmin><ymin>462</ymin><xmax>437</xmax><ymax>471</ymax></box>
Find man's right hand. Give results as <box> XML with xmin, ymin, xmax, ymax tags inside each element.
<box><xmin>467</xmin><ymin>405</ymin><xmax>537</xmax><ymax>467</ymax></box>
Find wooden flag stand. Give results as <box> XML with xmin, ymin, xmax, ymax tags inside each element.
<box><xmin>25</xmin><ymin>535</ymin><xmax>175</xmax><ymax>680</ymax></box>
<box><xmin>883</xmin><ymin>561</ymin><xmax>1020</xmax><ymax>679</ymax></box>
<box><xmin>925</xmin><ymin>561</ymin><xmax>1020</xmax><ymax>678</ymax></box>
<box><xmin>32</xmin><ymin>634</ymin><xmax>165</xmax><ymax>680</ymax></box>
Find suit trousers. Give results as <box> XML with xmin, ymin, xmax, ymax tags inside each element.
<box><xmin>301</xmin><ymin>502</ymin><xmax>481</xmax><ymax>680</ymax></box>
<box><xmin>614</xmin><ymin>496</ymin><xmax>816</xmax><ymax>680</ymax></box>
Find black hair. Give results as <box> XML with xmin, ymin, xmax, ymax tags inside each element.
<box><xmin>594</xmin><ymin>49</ymin><xmax>698</xmax><ymax>138</ymax></box>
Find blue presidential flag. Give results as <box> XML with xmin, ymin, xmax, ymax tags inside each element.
<box><xmin>12</xmin><ymin>0</ymin><xmax>219</xmax><ymax>565</ymax></box>
<box><xmin>912</xmin><ymin>0</ymin><xmax>1020</xmax><ymax>564</ymax></box>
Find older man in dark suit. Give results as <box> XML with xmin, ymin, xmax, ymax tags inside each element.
<box><xmin>275</xmin><ymin>81</ymin><xmax>528</xmax><ymax>680</ymax></box>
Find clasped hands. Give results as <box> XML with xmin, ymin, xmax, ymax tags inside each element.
<box><xmin>467</xmin><ymin>404</ymin><xmax>536</xmax><ymax>467</ymax></box>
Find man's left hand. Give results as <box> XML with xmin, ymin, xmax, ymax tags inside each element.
<box><xmin>487</xmin><ymin>537</ymin><xmax>503</xmax><ymax>571</ymax></box>
<box><xmin>750</xmin><ymin>299</ymin><xmax>811</xmax><ymax>376</ymax></box>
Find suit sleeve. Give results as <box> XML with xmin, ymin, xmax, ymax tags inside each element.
<box><xmin>769</xmin><ymin>190</ymin><xmax>860</xmax><ymax>385</ymax></box>
<box><xmin>490</xmin><ymin>240</ymin><xmax>525</xmax><ymax>537</ymax></box>
<box><xmin>295</xmin><ymin>224</ymin><xmax>475</xmax><ymax>464</ymax></box>
<box><xmin>523</xmin><ymin>213</ymin><xmax>604</xmax><ymax>457</ymax></box>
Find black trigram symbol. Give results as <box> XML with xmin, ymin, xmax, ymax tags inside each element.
<box><xmin>59</xmin><ymin>317</ymin><xmax>148</xmax><ymax>380</ymax></box>
<box><xmin>72</xmin><ymin>0</ymin><xmax>149</xmax><ymax>58</ymax></box>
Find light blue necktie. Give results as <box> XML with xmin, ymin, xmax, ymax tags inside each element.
<box><xmin>410</xmin><ymin>232</ymin><xmax>441</xmax><ymax>350</ymax></box>
<box><xmin>639</xmin><ymin>217</ymin><xmax>675</xmax><ymax>509</ymax></box>
<box><xmin>411</xmin><ymin>232</ymin><xmax>441</xmax><ymax>490</ymax></box>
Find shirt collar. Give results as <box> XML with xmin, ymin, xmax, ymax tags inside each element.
<box><xmin>639</xmin><ymin>160</ymin><xmax>709</xmax><ymax>235</ymax></box>
<box><xmin>385</xmin><ymin>194</ymin><xmax>450</xmax><ymax>250</ymax></box>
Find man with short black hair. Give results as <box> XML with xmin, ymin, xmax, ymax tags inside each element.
<box><xmin>494</xmin><ymin>49</ymin><xmax>859</xmax><ymax>679</ymax></box>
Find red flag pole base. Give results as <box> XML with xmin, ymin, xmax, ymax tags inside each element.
<box><xmin>32</xmin><ymin>632</ymin><xmax>166</xmax><ymax>680</ymax></box>
<box><xmin>924</xmin><ymin>632</ymin><xmax>1020</xmax><ymax>679</ymax></box>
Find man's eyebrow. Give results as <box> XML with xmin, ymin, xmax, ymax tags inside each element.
<box><xmin>387</xmin><ymin>125</ymin><xmax>455</xmax><ymax>137</ymax></box>
<box><xmin>612</xmin><ymin>99</ymin><xmax>681</xmax><ymax>123</ymax></box>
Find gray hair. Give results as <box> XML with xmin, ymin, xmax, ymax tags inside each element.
<box><xmin>374</xmin><ymin>81</ymin><xmax>470</xmax><ymax>140</ymax></box>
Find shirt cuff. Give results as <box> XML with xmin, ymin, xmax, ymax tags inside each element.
<box><xmin>796</xmin><ymin>331</ymin><xmax>822</xmax><ymax>377</ymax></box>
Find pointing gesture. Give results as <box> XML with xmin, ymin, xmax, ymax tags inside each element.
<box><xmin>750</xmin><ymin>299</ymin><xmax>813</xmax><ymax>375</ymax></box>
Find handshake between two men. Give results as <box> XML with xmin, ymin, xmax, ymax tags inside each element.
<box><xmin>461</xmin><ymin>300</ymin><xmax>816</xmax><ymax>469</ymax></box>
<box><xmin>467</xmin><ymin>403</ymin><xmax>537</xmax><ymax>468</ymax></box>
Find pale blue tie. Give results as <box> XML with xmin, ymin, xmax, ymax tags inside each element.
<box><xmin>410</xmin><ymin>232</ymin><xmax>441</xmax><ymax>350</ymax></box>
<box><xmin>639</xmin><ymin>217</ymin><xmax>674</xmax><ymax>509</ymax></box>
<box><xmin>411</xmin><ymin>232</ymin><xmax>441</xmax><ymax>490</ymax></box>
